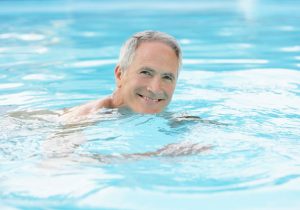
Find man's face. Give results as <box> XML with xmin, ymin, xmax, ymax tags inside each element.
<box><xmin>116</xmin><ymin>41</ymin><xmax>179</xmax><ymax>114</ymax></box>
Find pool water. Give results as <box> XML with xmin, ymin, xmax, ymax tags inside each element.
<box><xmin>1</xmin><ymin>0</ymin><xmax>300</xmax><ymax>209</ymax></box>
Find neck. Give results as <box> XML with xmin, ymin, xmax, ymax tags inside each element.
<box><xmin>110</xmin><ymin>89</ymin><xmax>125</xmax><ymax>108</ymax></box>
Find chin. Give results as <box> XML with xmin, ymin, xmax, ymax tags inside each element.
<box><xmin>144</xmin><ymin>110</ymin><xmax>161</xmax><ymax>114</ymax></box>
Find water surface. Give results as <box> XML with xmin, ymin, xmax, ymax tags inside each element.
<box><xmin>1</xmin><ymin>0</ymin><xmax>300</xmax><ymax>209</ymax></box>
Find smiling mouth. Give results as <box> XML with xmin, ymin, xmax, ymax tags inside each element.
<box><xmin>137</xmin><ymin>93</ymin><xmax>163</xmax><ymax>102</ymax></box>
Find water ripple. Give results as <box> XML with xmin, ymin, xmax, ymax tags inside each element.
<box><xmin>0</xmin><ymin>33</ymin><xmax>45</xmax><ymax>41</ymax></box>
<box><xmin>70</xmin><ymin>59</ymin><xmax>117</xmax><ymax>68</ymax></box>
<box><xmin>0</xmin><ymin>83</ymin><xmax>23</xmax><ymax>89</ymax></box>
<box><xmin>183</xmin><ymin>58</ymin><xmax>268</xmax><ymax>64</ymax></box>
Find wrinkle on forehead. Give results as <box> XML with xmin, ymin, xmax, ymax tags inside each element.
<box><xmin>132</xmin><ymin>42</ymin><xmax>179</xmax><ymax>75</ymax></box>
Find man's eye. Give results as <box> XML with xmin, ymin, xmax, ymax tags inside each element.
<box><xmin>163</xmin><ymin>75</ymin><xmax>173</xmax><ymax>81</ymax></box>
<box><xmin>140</xmin><ymin>71</ymin><xmax>152</xmax><ymax>76</ymax></box>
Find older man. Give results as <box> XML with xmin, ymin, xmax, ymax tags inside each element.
<box><xmin>61</xmin><ymin>31</ymin><xmax>181</xmax><ymax>122</ymax></box>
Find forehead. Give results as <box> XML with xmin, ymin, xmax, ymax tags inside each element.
<box><xmin>135</xmin><ymin>41</ymin><xmax>177</xmax><ymax>60</ymax></box>
<box><xmin>132</xmin><ymin>41</ymin><xmax>179</xmax><ymax>74</ymax></box>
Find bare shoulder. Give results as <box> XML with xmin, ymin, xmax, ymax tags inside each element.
<box><xmin>60</xmin><ymin>96</ymin><xmax>112</xmax><ymax>123</ymax></box>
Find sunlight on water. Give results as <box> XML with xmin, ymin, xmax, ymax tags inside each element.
<box><xmin>183</xmin><ymin>58</ymin><xmax>268</xmax><ymax>64</ymax></box>
<box><xmin>0</xmin><ymin>83</ymin><xmax>24</xmax><ymax>89</ymax></box>
<box><xmin>280</xmin><ymin>46</ymin><xmax>300</xmax><ymax>52</ymax></box>
<box><xmin>0</xmin><ymin>33</ymin><xmax>45</xmax><ymax>41</ymax></box>
<box><xmin>22</xmin><ymin>74</ymin><xmax>64</xmax><ymax>81</ymax></box>
<box><xmin>70</xmin><ymin>59</ymin><xmax>117</xmax><ymax>68</ymax></box>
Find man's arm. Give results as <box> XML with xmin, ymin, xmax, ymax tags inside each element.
<box><xmin>60</xmin><ymin>97</ymin><xmax>113</xmax><ymax>124</ymax></box>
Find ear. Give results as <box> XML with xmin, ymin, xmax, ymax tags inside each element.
<box><xmin>114</xmin><ymin>65</ymin><xmax>123</xmax><ymax>88</ymax></box>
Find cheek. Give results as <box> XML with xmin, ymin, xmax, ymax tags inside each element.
<box><xmin>166</xmin><ymin>84</ymin><xmax>176</xmax><ymax>95</ymax></box>
<box><xmin>129</xmin><ymin>77</ymin><xmax>149</xmax><ymax>91</ymax></box>
<box><xmin>122</xmin><ymin>77</ymin><xmax>142</xmax><ymax>97</ymax></box>
<box><xmin>122</xmin><ymin>75</ymin><xmax>137</xmax><ymax>89</ymax></box>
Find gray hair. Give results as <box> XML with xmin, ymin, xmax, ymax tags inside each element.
<box><xmin>118</xmin><ymin>30</ymin><xmax>182</xmax><ymax>73</ymax></box>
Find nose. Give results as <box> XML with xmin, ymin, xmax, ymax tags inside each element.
<box><xmin>147</xmin><ymin>77</ymin><xmax>163</xmax><ymax>94</ymax></box>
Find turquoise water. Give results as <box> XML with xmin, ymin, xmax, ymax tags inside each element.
<box><xmin>1</xmin><ymin>0</ymin><xmax>300</xmax><ymax>209</ymax></box>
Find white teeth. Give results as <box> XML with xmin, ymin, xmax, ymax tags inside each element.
<box><xmin>137</xmin><ymin>93</ymin><xmax>161</xmax><ymax>102</ymax></box>
<box><xmin>141</xmin><ymin>95</ymin><xmax>159</xmax><ymax>102</ymax></box>
<box><xmin>144</xmin><ymin>96</ymin><xmax>158</xmax><ymax>102</ymax></box>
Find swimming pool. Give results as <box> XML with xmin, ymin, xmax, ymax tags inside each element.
<box><xmin>1</xmin><ymin>0</ymin><xmax>300</xmax><ymax>209</ymax></box>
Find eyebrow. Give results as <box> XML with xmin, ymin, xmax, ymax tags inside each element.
<box><xmin>140</xmin><ymin>66</ymin><xmax>176</xmax><ymax>80</ymax></box>
<box><xmin>140</xmin><ymin>66</ymin><xmax>155</xmax><ymax>73</ymax></box>
<box><xmin>162</xmin><ymin>72</ymin><xmax>175</xmax><ymax>80</ymax></box>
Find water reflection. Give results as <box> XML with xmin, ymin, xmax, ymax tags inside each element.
<box><xmin>237</xmin><ymin>0</ymin><xmax>257</xmax><ymax>22</ymax></box>
<box><xmin>0</xmin><ymin>33</ymin><xmax>45</xmax><ymax>41</ymax></box>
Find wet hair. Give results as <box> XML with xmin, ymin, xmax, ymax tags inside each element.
<box><xmin>118</xmin><ymin>30</ymin><xmax>182</xmax><ymax>72</ymax></box>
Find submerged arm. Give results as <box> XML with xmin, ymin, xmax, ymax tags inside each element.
<box><xmin>83</xmin><ymin>141</ymin><xmax>211</xmax><ymax>164</ymax></box>
<box><xmin>129</xmin><ymin>142</ymin><xmax>210</xmax><ymax>158</ymax></box>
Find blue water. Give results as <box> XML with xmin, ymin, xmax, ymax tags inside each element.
<box><xmin>1</xmin><ymin>0</ymin><xmax>300</xmax><ymax>209</ymax></box>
